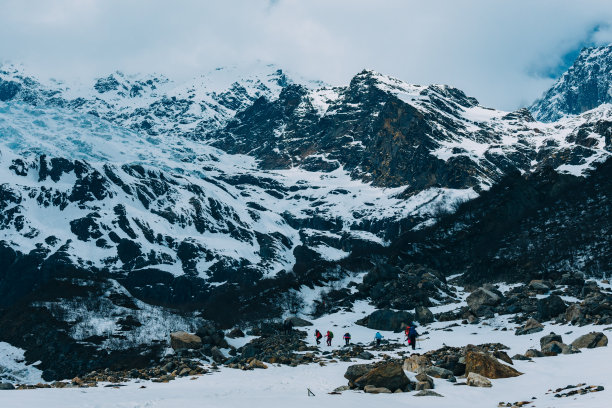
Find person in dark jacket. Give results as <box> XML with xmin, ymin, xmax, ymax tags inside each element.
<box><xmin>408</xmin><ymin>325</ymin><xmax>418</xmax><ymax>350</ymax></box>
<box><xmin>343</xmin><ymin>332</ymin><xmax>351</xmax><ymax>346</ymax></box>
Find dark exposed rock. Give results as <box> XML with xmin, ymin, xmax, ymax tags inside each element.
<box><xmin>353</xmin><ymin>361</ymin><xmax>412</xmax><ymax>392</ymax></box>
<box><xmin>536</xmin><ymin>295</ymin><xmax>566</xmax><ymax>321</ymax></box>
<box><xmin>356</xmin><ymin>309</ymin><xmax>414</xmax><ymax>332</ymax></box>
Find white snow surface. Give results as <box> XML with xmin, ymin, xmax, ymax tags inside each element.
<box><xmin>2</xmin><ymin>280</ymin><xmax>611</xmax><ymax>407</ymax></box>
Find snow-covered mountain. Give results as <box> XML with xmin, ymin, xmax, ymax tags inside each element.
<box><xmin>531</xmin><ymin>44</ymin><xmax>612</xmax><ymax>122</ymax></box>
<box><xmin>0</xmin><ymin>46</ymin><xmax>611</xmax><ymax>381</ymax></box>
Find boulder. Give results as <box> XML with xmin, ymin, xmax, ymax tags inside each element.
<box><xmin>248</xmin><ymin>359</ymin><xmax>268</xmax><ymax>369</ymax></box>
<box><xmin>466</xmin><ymin>287</ymin><xmax>502</xmax><ymax>316</ymax></box>
<box><xmin>170</xmin><ymin>331</ymin><xmax>202</xmax><ymax>350</ymax></box>
<box><xmin>344</xmin><ymin>364</ymin><xmax>374</xmax><ymax>383</ymax></box>
<box><xmin>285</xmin><ymin>316</ymin><xmax>313</xmax><ymax>327</ymax></box>
<box><xmin>466</xmin><ymin>372</ymin><xmax>492</xmax><ymax>387</ymax></box>
<box><xmin>541</xmin><ymin>341</ymin><xmax>578</xmax><ymax>355</ymax></box>
<box><xmin>464</xmin><ymin>351</ymin><xmax>522</xmax><ymax>379</ymax></box>
<box><xmin>515</xmin><ymin>318</ymin><xmax>544</xmax><ymax>335</ymax></box>
<box><xmin>415</xmin><ymin>373</ymin><xmax>434</xmax><ymax>390</ymax></box>
<box><xmin>524</xmin><ymin>349</ymin><xmax>544</xmax><ymax>358</ymax></box>
<box><xmin>511</xmin><ymin>354</ymin><xmax>530</xmax><ymax>360</ymax></box>
<box><xmin>414</xmin><ymin>390</ymin><xmax>443</xmax><ymax>397</ymax></box>
<box><xmin>540</xmin><ymin>332</ymin><xmax>563</xmax><ymax>349</ymax></box>
<box><xmin>354</xmin><ymin>362</ymin><xmax>411</xmax><ymax>391</ymax></box>
<box><xmin>358</xmin><ymin>351</ymin><xmax>375</xmax><ymax>360</ymax></box>
<box><xmin>528</xmin><ymin>279</ymin><xmax>553</xmax><ymax>293</ymax></box>
<box><xmin>210</xmin><ymin>346</ymin><xmax>226</xmax><ymax>363</ymax></box>
<box><xmin>415</xmin><ymin>306</ymin><xmax>434</xmax><ymax>324</ymax></box>
<box><xmin>571</xmin><ymin>332</ymin><xmax>608</xmax><ymax>349</ymax></box>
<box><xmin>564</xmin><ymin>304</ymin><xmax>584</xmax><ymax>324</ymax></box>
<box><xmin>0</xmin><ymin>383</ymin><xmax>15</xmax><ymax>390</ymax></box>
<box><xmin>227</xmin><ymin>328</ymin><xmax>245</xmax><ymax>338</ymax></box>
<box><xmin>536</xmin><ymin>295</ymin><xmax>566</xmax><ymax>321</ymax></box>
<box><xmin>357</xmin><ymin>309</ymin><xmax>414</xmax><ymax>332</ymax></box>
<box><xmin>364</xmin><ymin>385</ymin><xmax>392</xmax><ymax>394</ymax></box>
<box><xmin>492</xmin><ymin>351</ymin><xmax>513</xmax><ymax>365</ymax></box>
<box><xmin>403</xmin><ymin>354</ymin><xmax>431</xmax><ymax>373</ymax></box>
<box><xmin>425</xmin><ymin>366</ymin><xmax>454</xmax><ymax>379</ymax></box>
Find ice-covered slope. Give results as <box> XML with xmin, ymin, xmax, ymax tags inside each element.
<box><xmin>531</xmin><ymin>44</ymin><xmax>612</xmax><ymax>122</ymax></box>
<box><xmin>0</xmin><ymin>62</ymin><xmax>314</xmax><ymax>139</ymax></box>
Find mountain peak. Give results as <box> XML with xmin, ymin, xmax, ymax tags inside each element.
<box><xmin>530</xmin><ymin>43</ymin><xmax>612</xmax><ymax>121</ymax></box>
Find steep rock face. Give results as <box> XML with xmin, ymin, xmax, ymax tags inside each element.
<box><xmin>531</xmin><ymin>44</ymin><xmax>612</xmax><ymax>121</ymax></box>
<box><xmin>366</xmin><ymin>157</ymin><xmax>612</xmax><ymax>284</ymax></box>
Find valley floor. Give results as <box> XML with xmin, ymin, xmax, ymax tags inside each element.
<box><xmin>1</xmin><ymin>304</ymin><xmax>610</xmax><ymax>408</ymax></box>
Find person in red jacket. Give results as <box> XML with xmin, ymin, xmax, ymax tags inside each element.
<box><xmin>314</xmin><ymin>329</ymin><xmax>323</xmax><ymax>345</ymax></box>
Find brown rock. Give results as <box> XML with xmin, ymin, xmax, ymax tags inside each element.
<box><xmin>170</xmin><ymin>331</ymin><xmax>202</xmax><ymax>350</ymax></box>
<box><xmin>464</xmin><ymin>351</ymin><xmax>522</xmax><ymax>379</ymax></box>
<box><xmin>571</xmin><ymin>332</ymin><xmax>608</xmax><ymax>349</ymax></box>
<box><xmin>403</xmin><ymin>354</ymin><xmax>430</xmax><ymax>373</ymax></box>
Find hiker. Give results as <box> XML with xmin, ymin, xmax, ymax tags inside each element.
<box><xmin>314</xmin><ymin>329</ymin><xmax>323</xmax><ymax>345</ymax></box>
<box><xmin>325</xmin><ymin>330</ymin><xmax>334</xmax><ymax>346</ymax></box>
<box><xmin>374</xmin><ymin>331</ymin><xmax>383</xmax><ymax>347</ymax></box>
<box><xmin>404</xmin><ymin>325</ymin><xmax>412</xmax><ymax>346</ymax></box>
<box><xmin>283</xmin><ymin>319</ymin><xmax>294</xmax><ymax>335</ymax></box>
<box><xmin>408</xmin><ymin>324</ymin><xmax>419</xmax><ymax>350</ymax></box>
<box><xmin>343</xmin><ymin>332</ymin><xmax>351</xmax><ymax>346</ymax></box>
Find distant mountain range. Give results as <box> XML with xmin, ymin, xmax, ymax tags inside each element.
<box><xmin>0</xmin><ymin>46</ymin><xmax>610</xmax><ymax>380</ymax></box>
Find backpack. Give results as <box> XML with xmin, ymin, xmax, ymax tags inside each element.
<box><xmin>328</xmin><ymin>331</ymin><xmax>334</xmax><ymax>338</ymax></box>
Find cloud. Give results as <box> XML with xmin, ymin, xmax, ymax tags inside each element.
<box><xmin>1</xmin><ymin>0</ymin><xmax>611</xmax><ymax>110</ymax></box>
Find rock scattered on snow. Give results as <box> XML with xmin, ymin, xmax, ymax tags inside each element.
<box><xmin>515</xmin><ymin>318</ymin><xmax>544</xmax><ymax>336</ymax></box>
<box><xmin>464</xmin><ymin>351</ymin><xmax>522</xmax><ymax>379</ymax></box>
<box><xmin>466</xmin><ymin>372</ymin><xmax>492</xmax><ymax>387</ymax></box>
<box><xmin>571</xmin><ymin>332</ymin><xmax>608</xmax><ymax>349</ymax></box>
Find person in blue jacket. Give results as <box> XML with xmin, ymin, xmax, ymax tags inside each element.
<box><xmin>374</xmin><ymin>331</ymin><xmax>383</xmax><ymax>347</ymax></box>
<box><xmin>408</xmin><ymin>325</ymin><xmax>419</xmax><ymax>350</ymax></box>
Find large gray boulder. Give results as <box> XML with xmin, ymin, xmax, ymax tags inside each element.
<box><xmin>466</xmin><ymin>287</ymin><xmax>502</xmax><ymax>316</ymax></box>
<box><xmin>357</xmin><ymin>309</ymin><xmax>414</xmax><ymax>332</ymax></box>
<box><xmin>571</xmin><ymin>332</ymin><xmax>608</xmax><ymax>349</ymax></box>
<box><xmin>353</xmin><ymin>362</ymin><xmax>412</xmax><ymax>392</ymax></box>
<box><xmin>415</xmin><ymin>306</ymin><xmax>434</xmax><ymax>324</ymax></box>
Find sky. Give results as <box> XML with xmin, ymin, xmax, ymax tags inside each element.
<box><xmin>1</xmin><ymin>0</ymin><xmax>612</xmax><ymax>110</ymax></box>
